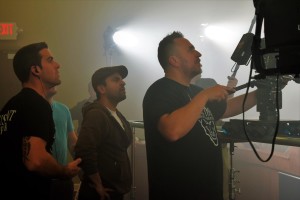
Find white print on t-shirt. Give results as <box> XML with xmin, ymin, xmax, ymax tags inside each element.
<box><xmin>198</xmin><ymin>107</ymin><xmax>218</xmax><ymax>146</ymax></box>
<box><xmin>0</xmin><ymin>110</ymin><xmax>16</xmax><ymax>135</ymax></box>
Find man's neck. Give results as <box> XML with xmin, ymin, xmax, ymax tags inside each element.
<box><xmin>99</xmin><ymin>98</ymin><xmax>117</xmax><ymax>111</ymax></box>
<box><xmin>165</xmin><ymin>72</ymin><xmax>190</xmax><ymax>87</ymax></box>
<box><xmin>23</xmin><ymin>82</ymin><xmax>47</xmax><ymax>99</ymax></box>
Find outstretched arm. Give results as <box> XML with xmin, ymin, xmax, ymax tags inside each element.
<box><xmin>222</xmin><ymin>90</ymin><xmax>257</xmax><ymax>119</ymax></box>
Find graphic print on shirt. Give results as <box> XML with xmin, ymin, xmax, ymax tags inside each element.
<box><xmin>0</xmin><ymin>110</ymin><xmax>16</xmax><ymax>135</ymax></box>
<box><xmin>199</xmin><ymin>107</ymin><xmax>218</xmax><ymax>146</ymax></box>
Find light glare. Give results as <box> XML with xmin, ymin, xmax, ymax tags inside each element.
<box><xmin>113</xmin><ymin>30</ymin><xmax>138</xmax><ymax>48</ymax></box>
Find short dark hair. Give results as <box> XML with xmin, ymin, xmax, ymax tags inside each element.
<box><xmin>157</xmin><ymin>31</ymin><xmax>184</xmax><ymax>71</ymax></box>
<box><xmin>13</xmin><ymin>42</ymin><xmax>48</xmax><ymax>83</ymax></box>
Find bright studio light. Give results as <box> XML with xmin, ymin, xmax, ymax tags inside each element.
<box><xmin>204</xmin><ymin>25</ymin><xmax>228</xmax><ymax>40</ymax></box>
<box><xmin>113</xmin><ymin>30</ymin><xmax>138</xmax><ymax>48</ymax></box>
<box><xmin>203</xmin><ymin>24</ymin><xmax>239</xmax><ymax>48</ymax></box>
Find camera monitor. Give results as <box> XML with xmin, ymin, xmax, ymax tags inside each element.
<box><xmin>252</xmin><ymin>0</ymin><xmax>300</xmax><ymax>75</ymax></box>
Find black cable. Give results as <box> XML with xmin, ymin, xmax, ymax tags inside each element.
<box><xmin>241</xmin><ymin>60</ymin><xmax>279</xmax><ymax>162</ymax></box>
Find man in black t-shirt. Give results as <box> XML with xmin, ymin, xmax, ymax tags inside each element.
<box><xmin>0</xmin><ymin>42</ymin><xmax>81</xmax><ymax>200</ymax></box>
<box><xmin>143</xmin><ymin>31</ymin><xmax>257</xmax><ymax>200</ymax></box>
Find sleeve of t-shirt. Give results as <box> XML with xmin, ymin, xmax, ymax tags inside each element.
<box><xmin>143</xmin><ymin>83</ymin><xmax>188</xmax><ymax>130</ymax></box>
<box><xmin>22</xmin><ymin>97</ymin><xmax>54</xmax><ymax>143</ymax></box>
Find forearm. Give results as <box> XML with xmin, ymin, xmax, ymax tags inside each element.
<box><xmin>23</xmin><ymin>136</ymin><xmax>72</xmax><ymax>179</ymax></box>
<box><xmin>34</xmin><ymin>152</ymin><xmax>70</xmax><ymax>178</ymax></box>
<box><xmin>222</xmin><ymin>90</ymin><xmax>257</xmax><ymax>118</ymax></box>
<box><xmin>88</xmin><ymin>173</ymin><xmax>111</xmax><ymax>199</ymax></box>
<box><xmin>158</xmin><ymin>92</ymin><xmax>208</xmax><ymax>141</ymax></box>
<box><xmin>88</xmin><ymin>173</ymin><xmax>103</xmax><ymax>188</ymax></box>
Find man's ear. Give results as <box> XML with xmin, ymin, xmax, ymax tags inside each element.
<box><xmin>169</xmin><ymin>55</ymin><xmax>179</xmax><ymax>67</ymax></box>
<box><xmin>97</xmin><ymin>85</ymin><xmax>106</xmax><ymax>95</ymax></box>
<box><xmin>31</xmin><ymin>66</ymin><xmax>40</xmax><ymax>77</ymax></box>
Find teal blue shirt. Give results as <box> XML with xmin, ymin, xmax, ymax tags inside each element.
<box><xmin>51</xmin><ymin>101</ymin><xmax>74</xmax><ymax>165</ymax></box>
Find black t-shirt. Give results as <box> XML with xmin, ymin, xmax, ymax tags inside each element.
<box><xmin>143</xmin><ymin>77</ymin><xmax>226</xmax><ymax>200</ymax></box>
<box><xmin>0</xmin><ymin>88</ymin><xmax>55</xmax><ymax>200</ymax></box>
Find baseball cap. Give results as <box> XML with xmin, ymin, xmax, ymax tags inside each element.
<box><xmin>91</xmin><ymin>65</ymin><xmax>128</xmax><ymax>92</ymax></box>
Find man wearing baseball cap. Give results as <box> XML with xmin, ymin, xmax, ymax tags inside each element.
<box><xmin>75</xmin><ymin>65</ymin><xmax>133</xmax><ymax>200</ymax></box>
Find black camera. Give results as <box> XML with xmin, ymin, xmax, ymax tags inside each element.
<box><xmin>252</xmin><ymin>0</ymin><xmax>300</xmax><ymax>76</ymax></box>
